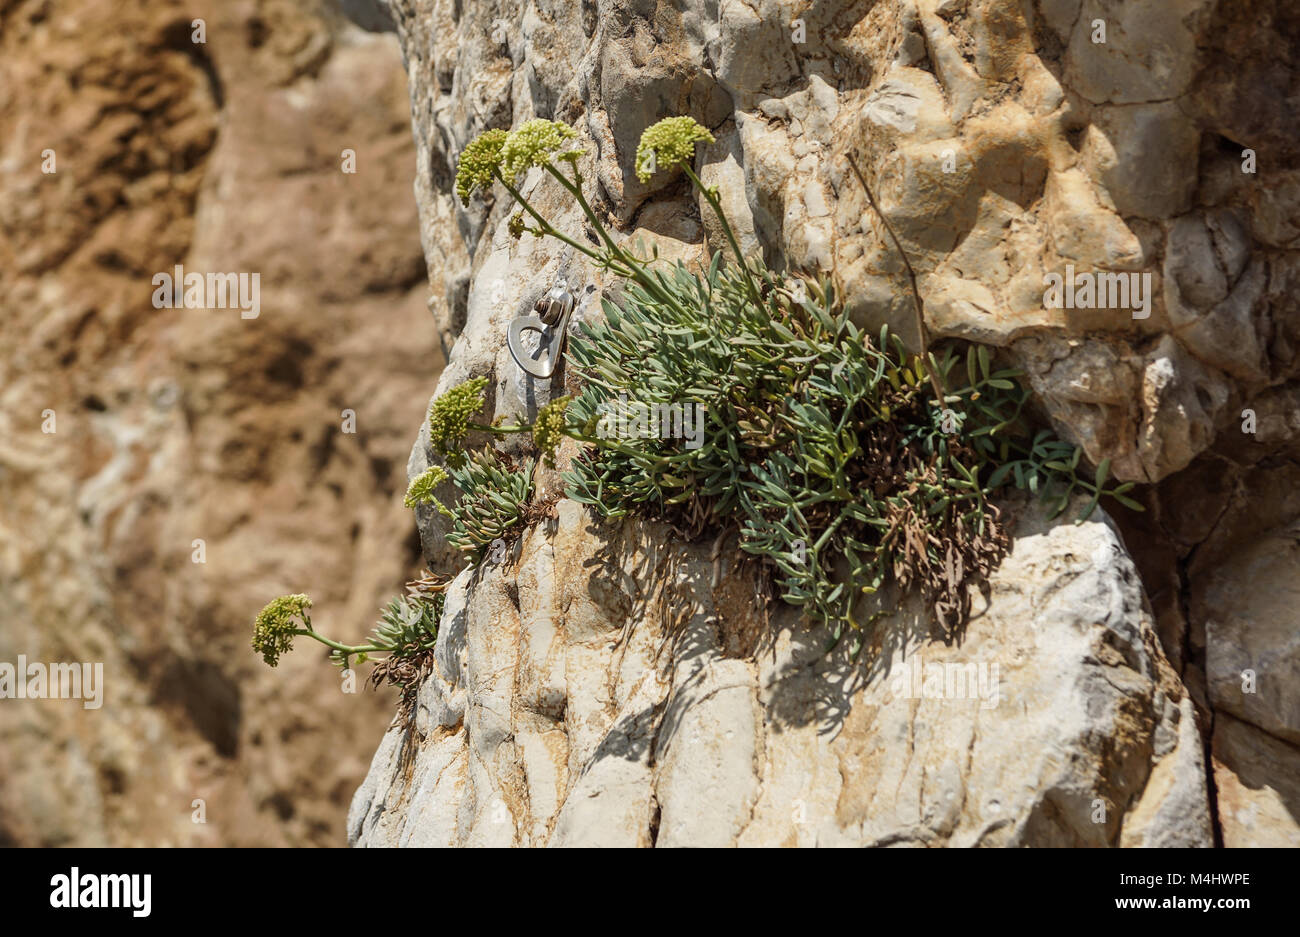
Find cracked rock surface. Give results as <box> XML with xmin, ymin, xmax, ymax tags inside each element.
<box><xmin>350</xmin><ymin>499</ymin><xmax>1211</xmax><ymax>847</ymax></box>
<box><xmin>351</xmin><ymin>0</ymin><xmax>1300</xmax><ymax>846</ymax></box>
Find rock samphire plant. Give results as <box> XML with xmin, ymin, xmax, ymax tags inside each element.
<box><xmin>256</xmin><ymin>113</ymin><xmax>1142</xmax><ymax>680</ymax></box>
<box><xmin>434</xmin><ymin>116</ymin><xmax>1145</xmax><ymax>652</ymax></box>
<box><xmin>251</xmin><ymin>573</ymin><xmax>447</xmax><ymax>707</ymax></box>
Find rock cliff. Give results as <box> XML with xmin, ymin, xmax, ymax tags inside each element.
<box><xmin>351</xmin><ymin>497</ymin><xmax>1213</xmax><ymax>846</ymax></box>
<box><xmin>349</xmin><ymin>0</ymin><xmax>1300</xmax><ymax>847</ymax></box>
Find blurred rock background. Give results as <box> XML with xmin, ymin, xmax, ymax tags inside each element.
<box><xmin>0</xmin><ymin>0</ymin><xmax>442</xmax><ymax>845</ymax></box>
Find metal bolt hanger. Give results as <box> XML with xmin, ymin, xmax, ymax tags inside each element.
<box><xmin>507</xmin><ymin>275</ymin><xmax>577</xmax><ymax>380</ymax></box>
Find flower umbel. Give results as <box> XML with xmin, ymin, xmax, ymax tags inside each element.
<box><xmin>635</xmin><ymin>116</ymin><xmax>714</xmax><ymax>183</ymax></box>
<box><xmin>499</xmin><ymin>119</ymin><xmax>582</xmax><ymax>183</ymax></box>
<box><xmin>404</xmin><ymin>465</ymin><xmax>451</xmax><ymax>512</ymax></box>
<box><xmin>455</xmin><ymin>129</ymin><xmax>508</xmax><ymax>205</ymax></box>
<box><xmin>252</xmin><ymin>594</ymin><xmax>312</xmax><ymax>667</ymax></box>
<box><xmin>428</xmin><ymin>376</ymin><xmax>489</xmax><ymax>460</ymax></box>
<box><xmin>532</xmin><ymin>395</ymin><xmax>572</xmax><ymax>469</ymax></box>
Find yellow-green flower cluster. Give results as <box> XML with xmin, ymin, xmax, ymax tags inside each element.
<box><xmin>532</xmin><ymin>395</ymin><xmax>571</xmax><ymax>469</ymax></box>
<box><xmin>499</xmin><ymin>118</ymin><xmax>582</xmax><ymax>183</ymax></box>
<box><xmin>251</xmin><ymin>594</ymin><xmax>312</xmax><ymax>667</ymax></box>
<box><xmin>404</xmin><ymin>465</ymin><xmax>450</xmax><ymax>512</ymax></box>
<box><xmin>508</xmin><ymin>211</ymin><xmax>527</xmax><ymax>240</ymax></box>
<box><xmin>455</xmin><ymin>129</ymin><xmax>508</xmax><ymax>205</ymax></box>
<box><xmin>635</xmin><ymin>116</ymin><xmax>714</xmax><ymax>182</ymax></box>
<box><xmin>428</xmin><ymin>375</ymin><xmax>488</xmax><ymax>458</ymax></box>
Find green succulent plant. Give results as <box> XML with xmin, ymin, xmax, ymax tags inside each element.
<box><xmin>558</xmin><ymin>256</ymin><xmax>1140</xmax><ymax>646</ymax></box>
<box><xmin>427</xmin><ymin>116</ymin><xmax>1143</xmax><ymax>655</ymax></box>
<box><xmin>367</xmin><ymin>594</ymin><xmax>441</xmax><ymax>657</ymax></box>
<box><xmin>251</xmin><ymin>584</ymin><xmax>445</xmax><ymax>675</ymax></box>
<box><xmin>440</xmin><ymin>448</ymin><xmax>536</xmax><ymax>558</ymax></box>
<box><xmin>261</xmin><ymin>113</ymin><xmax>1146</xmax><ymax>699</ymax></box>
<box><xmin>365</xmin><ymin>588</ymin><xmax>445</xmax><ymax>711</ymax></box>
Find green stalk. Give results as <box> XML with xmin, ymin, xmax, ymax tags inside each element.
<box><xmin>545</xmin><ymin>163</ymin><xmax>624</xmax><ymax>259</ymax></box>
<box><xmin>542</xmin><ymin>162</ymin><xmax>695</xmax><ymax>323</ymax></box>
<box><xmin>680</xmin><ymin>164</ymin><xmax>763</xmax><ymax>310</ymax></box>
<box><xmin>845</xmin><ymin>154</ymin><xmax>947</xmax><ymax>403</ymax></box>
<box><xmin>561</xmin><ymin>427</ymin><xmax>682</xmax><ymax>461</ymax></box>
<box><xmin>495</xmin><ymin>173</ymin><xmax>608</xmax><ymax>266</ymax></box>
<box><xmin>468</xmin><ymin>421</ymin><xmax>531</xmax><ymax>435</ymax></box>
<box><xmin>291</xmin><ymin>630</ymin><xmax>389</xmax><ymax>657</ymax></box>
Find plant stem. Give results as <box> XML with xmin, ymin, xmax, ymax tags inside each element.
<box><xmin>542</xmin><ymin>162</ymin><xmax>696</xmax><ymax>322</ymax></box>
<box><xmin>546</xmin><ymin>163</ymin><xmax>623</xmax><ymax>258</ymax></box>
<box><xmin>561</xmin><ymin>427</ymin><xmax>677</xmax><ymax>461</ymax></box>
<box><xmin>845</xmin><ymin>154</ymin><xmax>947</xmax><ymax>402</ymax></box>
<box><xmin>293</xmin><ymin>630</ymin><xmax>388</xmax><ymax>657</ymax></box>
<box><xmin>680</xmin><ymin>164</ymin><xmax>763</xmax><ymax>310</ymax></box>
<box><xmin>495</xmin><ymin>173</ymin><xmax>608</xmax><ymax>266</ymax></box>
<box><xmin>469</xmin><ymin>421</ymin><xmax>531</xmax><ymax>435</ymax></box>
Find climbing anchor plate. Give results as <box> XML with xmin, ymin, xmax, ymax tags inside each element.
<box><xmin>507</xmin><ymin>280</ymin><xmax>576</xmax><ymax>379</ymax></box>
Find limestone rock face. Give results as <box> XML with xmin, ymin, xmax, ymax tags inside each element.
<box><xmin>350</xmin><ymin>499</ymin><xmax>1210</xmax><ymax>847</ymax></box>
<box><xmin>1212</xmin><ymin>715</ymin><xmax>1300</xmax><ymax>849</ymax></box>
<box><xmin>389</xmin><ymin>0</ymin><xmax>1300</xmax><ymax>488</ymax></box>
<box><xmin>356</xmin><ymin>0</ymin><xmax>1300</xmax><ymax>846</ymax></box>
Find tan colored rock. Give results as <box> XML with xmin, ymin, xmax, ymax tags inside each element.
<box><xmin>0</xmin><ymin>0</ymin><xmax>439</xmax><ymax>846</ymax></box>
<box><xmin>1213</xmin><ymin>714</ymin><xmax>1300</xmax><ymax>848</ymax></box>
